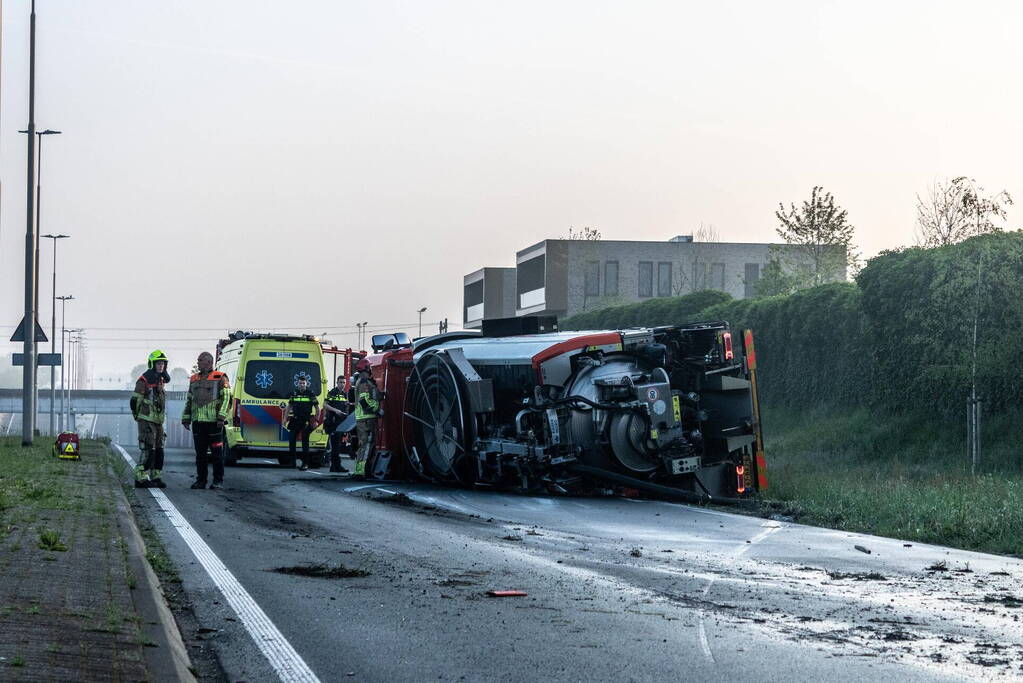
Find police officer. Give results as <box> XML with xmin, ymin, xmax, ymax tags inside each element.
<box><xmin>182</xmin><ymin>351</ymin><xmax>232</xmax><ymax>490</ymax></box>
<box><xmin>353</xmin><ymin>359</ymin><xmax>381</xmax><ymax>478</ymax></box>
<box><xmin>130</xmin><ymin>350</ymin><xmax>170</xmax><ymax>488</ymax></box>
<box><xmin>323</xmin><ymin>375</ymin><xmax>350</xmax><ymax>473</ymax></box>
<box><xmin>284</xmin><ymin>375</ymin><xmax>319</xmax><ymax>470</ymax></box>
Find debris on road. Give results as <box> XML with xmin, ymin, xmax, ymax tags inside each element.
<box><xmin>826</xmin><ymin>571</ymin><xmax>887</xmax><ymax>581</ymax></box>
<box><xmin>925</xmin><ymin>560</ymin><xmax>949</xmax><ymax>572</ymax></box>
<box><xmin>487</xmin><ymin>590</ymin><xmax>527</xmax><ymax>597</ymax></box>
<box><xmin>630</xmin><ymin>547</ymin><xmax>643</xmax><ymax>557</ymax></box>
<box><xmin>271</xmin><ymin>563</ymin><xmax>370</xmax><ymax>578</ymax></box>
<box><xmin>983</xmin><ymin>594</ymin><xmax>1023</xmax><ymax>608</ymax></box>
<box><xmin>854</xmin><ymin>544</ymin><xmax>871</xmax><ymax>554</ymax></box>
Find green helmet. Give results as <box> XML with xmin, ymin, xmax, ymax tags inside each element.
<box><xmin>148</xmin><ymin>349</ymin><xmax>169</xmax><ymax>369</ymax></box>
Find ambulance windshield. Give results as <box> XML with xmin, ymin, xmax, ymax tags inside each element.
<box><xmin>243</xmin><ymin>361</ymin><xmax>321</xmax><ymax>400</ymax></box>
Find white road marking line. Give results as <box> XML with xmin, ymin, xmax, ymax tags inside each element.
<box><xmin>307</xmin><ymin>470</ymin><xmax>324</xmax><ymax>476</ymax></box>
<box><xmin>697</xmin><ymin>523</ymin><xmax>782</xmax><ymax>663</ymax></box>
<box><xmin>114</xmin><ymin>444</ymin><xmax>320</xmax><ymax>683</ymax></box>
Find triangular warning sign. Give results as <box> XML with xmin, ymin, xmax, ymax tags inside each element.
<box><xmin>10</xmin><ymin>316</ymin><xmax>48</xmax><ymax>343</ymax></box>
<box><xmin>63</xmin><ymin>442</ymin><xmax>76</xmax><ymax>454</ymax></box>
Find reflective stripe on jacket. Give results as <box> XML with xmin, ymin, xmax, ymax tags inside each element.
<box><xmin>131</xmin><ymin>369</ymin><xmax>168</xmax><ymax>424</ymax></box>
<box><xmin>182</xmin><ymin>370</ymin><xmax>231</xmax><ymax>424</ymax></box>
<box><xmin>354</xmin><ymin>378</ymin><xmax>379</xmax><ymax>421</ymax></box>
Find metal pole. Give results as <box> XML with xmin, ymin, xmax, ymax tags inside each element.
<box><xmin>48</xmin><ymin>230</ymin><xmax>55</xmax><ymax>434</ymax></box>
<box><xmin>59</xmin><ymin>300</ymin><xmax>65</xmax><ymax>431</ymax></box>
<box><xmin>21</xmin><ymin>0</ymin><xmax>37</xmax><ymax>445</ymax></box>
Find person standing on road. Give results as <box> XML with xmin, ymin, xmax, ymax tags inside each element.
<box><xmin>323</xmin><ymin>375</ymin><xmax>350</xmax><ymax>473</ymax></box>
<box><xmin>130</xmin><ymin>350</ymin><xmax>170</xmax><ymax>488</ymax></box>
<box><xmin>181</xmin><ymin>351</ymin><xmax>232</xmax><ymax>490</ymax></box>
<box><xmin>284</xmin><ymin>375</ymin><xmax>319</xmax><ymax>471</ymax></box>
<box><xmin>353</xmin><ymin>359</ymin><xmax>381</xmax><ymax>478</ymax></box>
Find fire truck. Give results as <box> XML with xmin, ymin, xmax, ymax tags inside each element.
<box><xmin>358</xmin><ymin>316</ymin><xmax>767</xmax><ymax>502</ymax></box>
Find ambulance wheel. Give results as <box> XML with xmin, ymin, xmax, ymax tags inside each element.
<box><xmin>277</xmin><ymin>455</ymin><xmax>295</xmax><ymax>467</ymax></box>
<box><xmin>225</xmin><ymin>449</ymin><xmax>240</xmax><ymax>466</ymax></box>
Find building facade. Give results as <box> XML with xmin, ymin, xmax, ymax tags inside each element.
<box><xmin>464</xmin><ymin>236</ymin><xmax>845</xmax><ymax>327</ymax></box>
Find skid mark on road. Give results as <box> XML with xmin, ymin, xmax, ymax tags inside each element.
<box><xmin>115</xmin><ymin>444</ymin><xmax>321</xmax><ymax>683</ymax></box>
<box><xmin>697</xmin><ymin>524</ymin><xmax>781</xmax><ymax>662</ymax></box>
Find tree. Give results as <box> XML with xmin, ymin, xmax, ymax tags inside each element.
<box><xmin>775</xmin><ymin>186</ymin><xmax>858</xmax><ymax>286</ymax></box>
<box><xmin>672</xmin><ymin>223</ymin><xmax>720</xmax><ymax>295</ymax></box>
<box><xmin>753</xmin><ymin>258</ymin><xmax>799</xmax><ymax>297</ymax></box>
<box><xmin>915</xmin><ymin>177</ymin><xmax>1013</xmax><ymax>247</ymax></box>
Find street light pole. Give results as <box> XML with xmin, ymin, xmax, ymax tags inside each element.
<box><xmin>56</xmin><ymin>296</ymin><xmax>73</xmax><ymax>432</ymax></box>
<box><xmin>21</xmin><ymin>0</ymin><xmax>38</xmax><ymax>445</ymax></box>
<box><xmin>417</xmin><ymin>307</ymin><xmax>427</xmax><ymax>338</ymax></box>
<box><xmin>43</xmin><ymin>232</ymin><xmax>68</xmax><ymax>434</ymax></box>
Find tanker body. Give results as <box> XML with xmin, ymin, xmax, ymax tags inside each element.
<box><xmin>362</xmin><ymin>317</ymin><xmax>766</xmax><ymax>502</ymax></box>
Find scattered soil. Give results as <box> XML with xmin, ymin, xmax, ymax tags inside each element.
<box><xmin>983</xmin><ymin>594</ymin><xmax>1023</xmax><ymax>608</ymax></box>
<box><xmin>271</xmin><ymin>563</ymin><xmax>370</xmax><ymax>579</ymax></box>
<box><xmin>827</xmin><ymin>571</ymin><xmax>887</xmax><ymax>581</ymax></box>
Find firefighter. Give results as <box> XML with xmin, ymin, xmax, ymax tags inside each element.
<box><xmin>181</xmin><ymin>351</ymin><xmax>232</xmax><ymax>490</ymax></box>
<box><xmin>323</xmin><ymin>375</ymin><xmax>350</xmax><ymax>473</ymax></box>
<box><xmin>130</xmin><ymin>350</ymin><xmax>170</xmax><ymax>488</ymax></box>
<box><xmin>284</xmin><ymin>375</ymin><xmax>319</xmax><ymax>470</ymax></box>
<box><xmin>353</xmin><ymin>359</ymin><xmax>381</xmax><ymax>478</ymax></box>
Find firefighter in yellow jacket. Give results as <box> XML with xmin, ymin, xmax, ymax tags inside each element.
<box><xmin>182</xmin><ymin>351</ymin><xmax>232</xmax><ymax>490</ymax></box>
<box><xmin>130</xmin><ymin>350</ymin><xmax>170</xmax><ymax>488</ymax></box>
<box><xmin>353</xmin><ymin>359</ymin><xmax>381</xmax><ymax>478</ymax></box>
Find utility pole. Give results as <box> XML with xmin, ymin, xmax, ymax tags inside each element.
<box><xmin>57</xmin><ymin>296</ymin><xmax>73</xmax><ymax>432</ymax></box>
<box><xmin>21</xmin><ymin>0</ymin><xmax>38</xmax><ymax>445</ymax></box>
<box><xmin>42</xmin><ymin>231</ymin><xmax>68</xmax><ymax>435</ymax></box>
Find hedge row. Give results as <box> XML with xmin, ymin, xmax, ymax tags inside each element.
<box><xmin>857</xmin><ymin>231</ymin><xmax>1023</xmax><ymax>416</ymax></box>
<box><xmin>559</xmin><ymin>231</ymin><xmax>1023</xmax><ymax>417</ymax></box>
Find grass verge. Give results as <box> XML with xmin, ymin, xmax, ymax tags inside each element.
<box><xmin>759</xmin><ymin>406</ymin><xmax>1023</xmax><ymax>556</ymax></box>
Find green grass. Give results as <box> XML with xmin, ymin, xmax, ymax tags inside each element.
<box><xmin>37</xmin><ymin>528</ymin><xmax>68</xmax><ymax>552</ymax></box>
<box><xmin>760</xmin><ymin>406</ymin><xmax>1023</xmax><ymax>556</ymax></box>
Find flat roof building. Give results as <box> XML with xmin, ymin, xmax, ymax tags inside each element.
<box><xmin>463</xmin><ymin>236</ymin><xmax>845</xmax><ymax>328</ymax></box>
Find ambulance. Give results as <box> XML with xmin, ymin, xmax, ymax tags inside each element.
<box><xmin>215</xmin><ymin>332</ymin><xmax>328</xmax><ymax>465</ymax></box>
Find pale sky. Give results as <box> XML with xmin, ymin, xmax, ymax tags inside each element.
<box><xmin>1</xmin><ymin>0</ymin><xmax>1021</xmax><ymax>381</ymax></box>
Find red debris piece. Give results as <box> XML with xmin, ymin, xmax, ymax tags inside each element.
<box><xmin>487</xmin><ymin>590</ymin><xmax>527</xmax><ymax>597</ymax></box>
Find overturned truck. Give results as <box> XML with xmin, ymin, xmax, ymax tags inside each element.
<box><xmin>362</xmin><ymin>317</ymin><xmax>767</xmax><ymax>503</ymax></box>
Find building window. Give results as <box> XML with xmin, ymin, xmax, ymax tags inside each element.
<box><xmin>711</xmin><ymin>263</ymin><xmax>725</xmax><ymax>290</ymax></box>
<box><xmin>464</xmin><ymin>279</ymin><xmax>484</xmax><ymax>322</ymax></box>
<box><xmin>694</xmin><ymin>262</ymin><xmax>707</xmax><ymax>290</ymax></box>
<box><xmin>657</xmin><ymin>262</ymin><xmax>673</xmax><ymax>297</ymax></box>
<box><xmin>744</xmin><ymin>263</ymin><xmax>761</xmax><ymax>298</ymax></box>
<box><xmin>604</xmin><ymin>261</ymin><xmax>619</xmax><ymax>296</ymax></box>
<box><xmin>584</xmin><ymin>260</ymin><xmax>600</xmax><ymax>297</ymax></box>
<box><xmin>638</xmin><ymin>261</ymin><xmax>653</xmax><ymax>297</ymax></box>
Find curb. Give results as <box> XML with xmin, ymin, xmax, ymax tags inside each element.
<box><xmin>107</xmin><ymin>449</ymin><xmax>197</xmax><ymax>682</ymax></box>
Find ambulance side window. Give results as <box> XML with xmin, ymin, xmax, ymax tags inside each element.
<box><xmin>218</xmin><ymin>360</ymin><xmax>239</xmax><ymax>387</ymax></box>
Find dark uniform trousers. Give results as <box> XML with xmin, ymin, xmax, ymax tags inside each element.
<box><xmin>288</xmin><ymin>417</ymin><xmax>312</xmax><ymax>460</ymax></box>
<box><xmin>192</xmin><ymin>422</ymin><xmax>225</xmax><ymax>485</ymax></box>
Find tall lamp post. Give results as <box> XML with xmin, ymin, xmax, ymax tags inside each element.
<box><xmin>65</xmin><ymin>328</ymin><xmax>82</xmax><ymax>430</ymax></box>
<box><xmin>56</xmin><ymin>296</ymin><xmax>74</xmax><ymax>432</ymax></box>
<box><xmin>417</xmin><ymin>307</ymin><xmax>427</xmax><ymax>338</ymax></box>
<box><xmin>19</xmin><ymin>127</ymin><xmax>63</xmax><ymax>436</ymax></box>
<box><xmin>42</xmin><ymin>233</ymin><xmax>69</xmax><ymax>434</ymax></box>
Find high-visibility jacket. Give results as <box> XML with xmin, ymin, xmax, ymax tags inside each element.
<box><xmin>354</xmin><ymin>377</ymin><xmax>379</xmax><ymax>421</ymax></box>
<box><xmin>287</xmin><ymin>388</ymin><xmax>319</xmax><ymax>421</ymax></box>
<box><xmin>182</xmin><ymin>370</ymin><xmax>231</xmax><ymax>424</ymax></box>
<box><xmin>130</xmin><ymin>369</ymin><xmax>169</xmax><ymax>424</ymax></box>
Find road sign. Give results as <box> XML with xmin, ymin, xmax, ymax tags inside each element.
<box><xmin>10</xmin><ymin>316</ymin><xmax>48</xmax><ymax>342</ymax></box>
<box><xmin>12</xmin><ymin>353</ymin><xmax>61</xmax><ymax>366</ymax></box>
